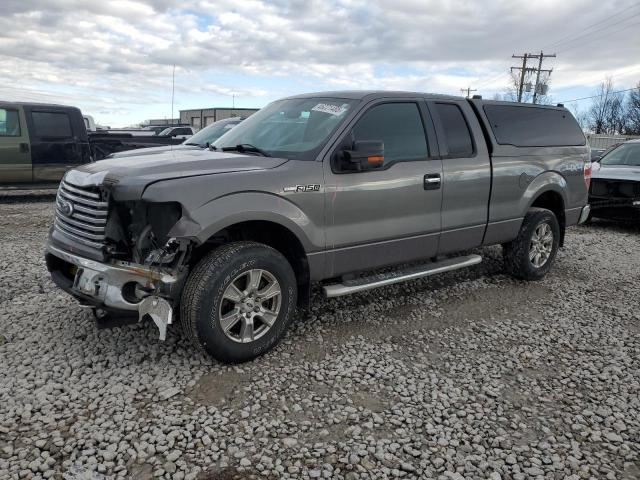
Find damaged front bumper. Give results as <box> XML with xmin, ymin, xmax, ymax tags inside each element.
<box><xmin>588</xmin><ymin>197</ymin><xmax>640</xmax><ymax>221</ymax></box>
<box><xmin>45</xmin><ymin>242</ymin><xmax>184</xmax><ymax>340</ymax></box>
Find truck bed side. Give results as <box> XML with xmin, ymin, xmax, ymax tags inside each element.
<box><xmin>469</xmin><ymin>99</ymin><xmax>589</xmax><ymax>245</ymax></box>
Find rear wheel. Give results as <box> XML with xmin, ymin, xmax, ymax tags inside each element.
<box><xmin>503</xmin><ymin>208</ymin><xmax>560</xmax><ymax>280</ymax></box>
<box><xmin>180</xmin><ymin>241</ymin><xmax>297</xmax><ymax>363</ymax></box>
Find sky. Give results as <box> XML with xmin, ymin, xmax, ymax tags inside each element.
<box><xmin>1</xmin><ymin>0</ymin><xmax>639</xmax><ymax>127</ymax></box>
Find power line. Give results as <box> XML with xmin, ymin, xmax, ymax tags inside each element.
<box><xmin>552</xmin><ymin>11</ymin><xmax>640</xmax><ymax>52</ymax></box>
<box><xmin>472</xmin><ymin>3</ymin><xmax>640</xmax><ymax>99</ymax></box>
<box><xmin>556</xmin><ymin>20</ymin><xmax>640</xmax><ymax>54</ymax></box>
<box><xmin>542</xmin><ymin>4</ymin><xmax>640</xmax><ymax>50</ymax></box>
<box><xmin>475</xmin><ymin>71</ymin><xmax>511</xmax><ymax>90</ymax></box>
<box><xmin>559</xmin><ymin>87</ymin><xmax>639</xmax><ymax>103</ymax></box>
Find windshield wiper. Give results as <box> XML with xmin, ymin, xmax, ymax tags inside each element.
<box><xmin>221</xmin><ymin>144</ymin><xmax>271</xmax><ymax>157</ymax></box>
<box><xmin>184</xmin><ymin>142</ymin><xmax>202</xmax><ymax>147</ymax></box>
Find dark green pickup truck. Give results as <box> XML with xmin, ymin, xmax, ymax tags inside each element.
<box><xmin>0</xmin><ymin>102</ymin><xmax>91</xmax><ymax>185</ymax></box>
<box><xmin>0</xmin><ymin>101</ymin><xmax>194</xmax><ymax>186</ymax></box>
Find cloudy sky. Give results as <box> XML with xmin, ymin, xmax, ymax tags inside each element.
<box><xmin>1</xmin><ymin>0</ymin><xmax>639</xmax><ymax>127</ymax></box>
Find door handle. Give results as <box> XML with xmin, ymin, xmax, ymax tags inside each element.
<box><xmin>19</xmin><ymin>142</ymin><xmax>29</xmax><ymax>153</ymax></box>
<box><xmin>424</xmin><ymin>174</ymin><xmax>441</xmax><ymax>190</ymax></box>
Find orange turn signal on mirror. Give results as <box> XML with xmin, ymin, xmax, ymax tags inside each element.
<box><xmin>367</xmin><ymin>155</ymin><xmax>384</xmax><ymax>163</ymax></box>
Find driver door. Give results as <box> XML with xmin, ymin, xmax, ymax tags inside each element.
<box><xmin>323</xmin><ymin>100</ymin><xmax>443</xmax><ymax>278</ymax></box>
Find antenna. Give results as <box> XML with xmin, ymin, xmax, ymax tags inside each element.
<box><xmin>171</xmin><ymin>64</ymin><xmax>176</xmax><ymax>122</ymax></box>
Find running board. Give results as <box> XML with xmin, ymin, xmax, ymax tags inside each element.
<box><xmin>323</xmin><ymin>254</ymin><xmax>482</xmax><ymax>298</ymax></box>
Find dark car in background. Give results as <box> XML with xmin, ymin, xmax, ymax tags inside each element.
<box><xmin>108</xmin><ymin>117</ymin><xmax>245</xmax><ymax>159</ymax></box>
<box><xmin>589</xmin><ymin>140</ymin><xmax>640</xmax><ymax>221</ymax></box>
<box><xmin>156</xmin><ymin>126</ymin><xmax>196</xmax><ymax>140</ymax></box>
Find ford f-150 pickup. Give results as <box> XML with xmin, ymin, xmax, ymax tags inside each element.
<box><xmin>45</xmin><ymin>91</ymin><xmax>591</xmax><ymax>363</ymax></box>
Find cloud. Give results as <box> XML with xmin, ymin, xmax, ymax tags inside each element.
<box><xmin>0</xmin><ymin>0</ymin><xmax>638</xmax><ymax>125</ymax></box>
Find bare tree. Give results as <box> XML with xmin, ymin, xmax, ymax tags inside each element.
<box><xmin>624</xmin><ymin>82</ymin><xmax>640</xmax><ymax>135</ymax></box>
<box><xmin>608</xmin><ymin>95</ymin><xmax>626</xmax><ymax>134</ymax></box>
<box><xmin>587</xmin><ymin>78</ymin><xmax>626</xmax><ymax>134</ymax></box>
<box><xmin>588</xmin><ymin>79</ymin><xmax>611</xmax><ymax>134</ymax></box>
<box><xmin>568</xmin><ymin>103</ymin><xmax>589</xmax><ymax>131</ymax></box>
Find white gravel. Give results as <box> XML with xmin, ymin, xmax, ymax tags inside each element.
<box><xmin>0</xmin><ymin>199</ymin><xmax>639</xmax><ymax>480</ymax></box>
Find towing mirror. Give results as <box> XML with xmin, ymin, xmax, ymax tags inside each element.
<box><xmin>339</xmin><ymin>140</ymin><xmax>385</xmax><ymax>171</ymax></box>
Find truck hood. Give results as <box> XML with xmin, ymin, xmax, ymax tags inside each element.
<box><xmin>109</xmin><ymin>143</ymin><xmax>202</xmax><ymax>159</ymax></box>
<box><xmin>592</xmin><ymin>163</ymin><xmax>640</xmax><ymax>182</ymax></box>
<box><xmin>65</xmin><ymin>149</ymin><xmax>289</xmax><ymax>200</ymax></box>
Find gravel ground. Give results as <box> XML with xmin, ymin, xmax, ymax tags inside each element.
<box><xmin>0</xmin><ymin>197</ymin><xmax>638</xmax><ymax>480</ymax></box>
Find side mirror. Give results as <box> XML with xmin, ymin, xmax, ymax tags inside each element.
<box><xmin>338</xmin><ymin>140</ymin><xmax>385</xmax><ymax>171</ymax></box>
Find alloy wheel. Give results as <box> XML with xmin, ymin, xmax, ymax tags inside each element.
<box><xmin>529</xmin><ymin>222</ymin><xmax>554</xmax><ymax>268</ymax></box>
<box><xmin>218</xmin><ymin>269</ymin><xmax>282</xmax><ymax>343</ymax></box>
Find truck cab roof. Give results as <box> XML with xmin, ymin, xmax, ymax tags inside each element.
<box><xmin>0</xmin><ymin>101</ymin><xmax>82</xmax><ymax>111</ymax></box>
<box><xmin>283</xmin><ymin>91</ymin><xmax>573</xmax><ymax>112</ymax></box>
<box><xmin>283</xmin><ymin>90</ymin><xmax>461</xmax><ymax>102</ymax></box>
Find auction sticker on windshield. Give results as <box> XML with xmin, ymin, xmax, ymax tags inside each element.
<box><xmin>311</xmin><ymin>103</ymin><xmax>350</xmax><ymax>116</ymax></box>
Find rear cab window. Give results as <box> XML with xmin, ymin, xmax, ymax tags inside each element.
<box><xmin>0</xmin><ymin>108</ymin><xmax>21</xmax><ymax>137</ymax></box>
<box><xmin>432</xmin><ymin>103</ymin><xmax>474</xmax><ymax>158</ymax></box>
<box><xmin>32</xmin><ymin>111</ymin><xmax>73</xmax><ymax>138</ymax></box>
<box><xmin>483</xmin><ymin>104</ymin><xmax>585</xmax><ymax>147</ymax></box>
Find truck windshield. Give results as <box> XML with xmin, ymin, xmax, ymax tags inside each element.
<box><xmin>212</xmin><ymin>98</ymin><xmax>355</xmax><ymax>160</ymax></box>
<box><xmin>599</xmin><ymin>142</ymin><xmax>640</xmax><ymax>167</ymax></box>
<box><xmin>185</xmin><ymin>119</ymin><xmax>241</xmax><ymax>147</ymax></box>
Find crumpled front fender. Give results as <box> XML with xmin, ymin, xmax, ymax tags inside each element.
<box><xmin>167</xmin><ymin>191</ymin><xmax>323</xmax><ymax>252</ymax></box>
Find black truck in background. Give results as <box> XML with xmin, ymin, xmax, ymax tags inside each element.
<box><xmin>0</xmin><ymin>101</ymin><xmax>185</xmax><ymax>186</ymax></box>
<box><xmin>87</xmin><ymin>128</ymin><xmax>187</xmax><ymax>161</ymax></box>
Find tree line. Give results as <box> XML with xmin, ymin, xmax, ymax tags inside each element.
<box><xmin>571</xmin><ymin>78</ymin><xmax>640</xmax><ymax>135</ymax></box>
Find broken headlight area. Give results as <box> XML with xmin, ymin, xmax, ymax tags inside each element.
<box><xmin>104</xmin><ymin>201</ymin><xmax>190</xmax><ymax>268</ymax></box>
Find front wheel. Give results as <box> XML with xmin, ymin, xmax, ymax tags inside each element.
<box><xmin>180</xmin><ymin>241</ymin><xmax>297</xmax><ymax>363</ymax></box>
<box><xmin>503</xmin><ymin>208</ymin><xmax>560</xmax><ymax>280</ymax></box>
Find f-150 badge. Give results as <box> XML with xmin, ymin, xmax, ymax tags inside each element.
<box><xmin>283</xmin><ymin>184</ymin><xmax>321</xmax><ymax>192</ymax></box>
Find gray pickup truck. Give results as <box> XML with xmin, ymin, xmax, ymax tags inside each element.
<box><xmin>45</xmin><ymin>91</ymin><xmax>591</xmax><ymax>363</ymax></box>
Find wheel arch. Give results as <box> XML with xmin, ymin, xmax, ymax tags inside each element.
<box><xmin>527</xmin><ymin>188</ymin><xmax>566</xmax><ymax>246</ymax></box>
<box><xmin>190</xmin><ymin>219</ymin><xmax>312</xmax><ymax>311</ymax></box>
<box><xmin>520</xmin><ymin>171</ymin><xmax>568</xmax><ymax>246</ymax></box>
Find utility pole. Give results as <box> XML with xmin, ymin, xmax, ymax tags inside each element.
<box><xmin>460</xmin><ymin>87</ymin><xmax>477</xmax><ymax>98</ymax></box>
<box><xmin>511</xmin><ymin>54</ymin><xmax>530</xmax><ymax>102</ymax></box>
<box><xmin>531</xmin><ymin>51</ymin><xmax>556</xmax><ymax>104</ymax></box>
<box><xmin>511</xmin><ymin>52</ymin><xmax>555</xmax><ymax>103</ymax></box>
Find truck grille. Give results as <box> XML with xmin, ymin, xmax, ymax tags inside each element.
<box><xmin>54</xmin><ymin>180</ymin><xmax>109</xmax><ymax>249</ymax></box>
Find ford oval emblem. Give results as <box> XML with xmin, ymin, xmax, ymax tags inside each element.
<box><xmin>58</xmin><ymin>198</ymin><xmax>74</xmax><ymax>217</ymax></box>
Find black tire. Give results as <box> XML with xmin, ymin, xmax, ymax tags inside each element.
<box><xmin>180</xmin><ymin>241</ymin><xmax>297</xmax><ymax>363</ymax></box>
<box><xmin>503</xmin><ymin>208</ymin><xmax>560</xmax><ymax>280</ymax></box>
